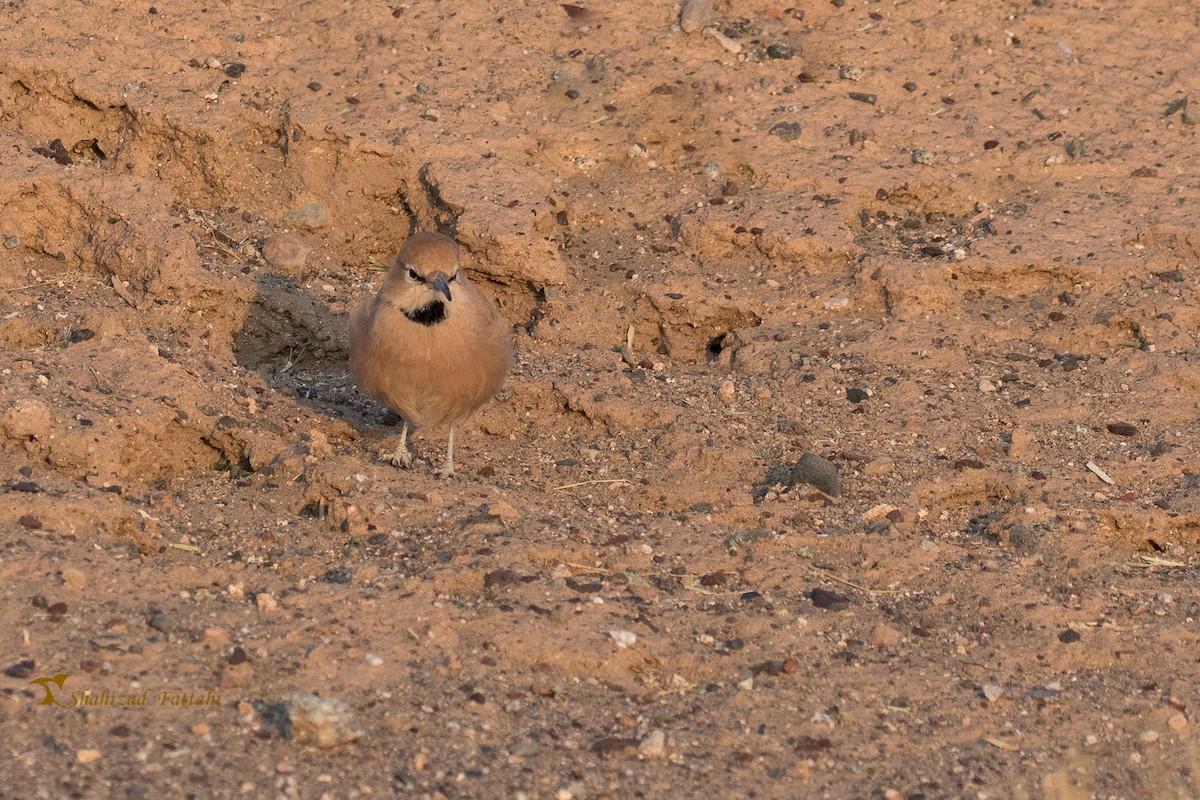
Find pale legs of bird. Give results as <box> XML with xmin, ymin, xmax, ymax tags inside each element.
<box><xmin>435</xmin><ymin>425</ymin><xmax>457</xmax><ymax>479</ymax></box>
<box><xmin>387</xmin><ymin>420</ymin><xmax>457</xmax><ymax>478</ymax></box>
<box><xmin>390</xmin><ymin>421</ymin><xmax>413</xmax><ymax>468</ymax></box>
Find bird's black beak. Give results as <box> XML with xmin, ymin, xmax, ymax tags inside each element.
<box><xmin>430</xmin><ymin>274</ymin><xmax>452</xmax><ymax>302</ymax></box>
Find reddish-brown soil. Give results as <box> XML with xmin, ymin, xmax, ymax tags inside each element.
<box><xmin>2</xmin><ymin>1</ymin><xmax>1199</xmax><ymax>798</ymax></box>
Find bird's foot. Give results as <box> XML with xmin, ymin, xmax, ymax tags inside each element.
<box><xmin>383</xmin><ymin>448</ymin><xmax>413</xmax><ymax>468</ymax></box>
<box><xmin>433</xmin><ymin>463</ymin><xmax>457</xmax><ymax>480</ymax></box>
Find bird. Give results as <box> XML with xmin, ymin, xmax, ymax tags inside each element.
<box><xmin>349</xmin><ymin>231</ymin><xmax>512</xmax><ymax>477</ymax></box>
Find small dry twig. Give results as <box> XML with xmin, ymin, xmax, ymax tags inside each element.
<box><xmin>805</xmin><ymin>566</ymin><xmax>902</xmax><ymax>595</ymax></box>
<box><xmin>111</xmin><ymin>274</ymin><xmax>138</xmax><ymax>308</ymax></box>
<box><xmin>553</xmin><ymin>478</ymin><xmax>632</xmax><ymax>491</ymax></box>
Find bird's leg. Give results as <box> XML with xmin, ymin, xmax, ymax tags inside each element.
<box><xmin>389</xmin><ymin>420</ymin><xmax>414</xmax><ymax>468</ymax></box>
<box><xmin>433</xmin><ymin>424</ymin><xmax>456</xmax><ymax>479</ymax></box>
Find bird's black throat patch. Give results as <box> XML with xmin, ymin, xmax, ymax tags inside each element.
<box><xmin>403</xmin><ymin>300</ymin><xmax>447</xmax><ymax>326</ymax></box>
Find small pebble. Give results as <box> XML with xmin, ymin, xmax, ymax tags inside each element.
<box><xmin>810</xmin><ymin>587</ymin><xmax>849</xmax><ymax>611</ymax></box>
<box><xmin>768</xmin><ymin>122</ymin><xmax>801</xmax><ymax>141</ymax></box>
<box><xmin>1057</xmin><ymin>629</ymin><xmax>1081</xmax><ymax>644</ymax></box>
<box><xmin>255</xmin><ymin>593</ymin><xmax>278</xmax><ymax>613</ymax></box>
<box><xmin>508</xmin><ymin>739</ymin><xmax>540</xmax><ymax>757</ymax></box>
<box><xmin>766</xmin><ymin>44</ymin><xmax>795</xmax><ymax>59</ymax></box>
<box><xmin>261</xmin><ymin>233</ymin><xmax>314</xmax><ymax>275</ymax></box>
<box><xmin>1168</xmin><ymin>714</ymin><xmax>1188</xmax><ymax>731</ymax></box>
<box><xmin>148</xmin><ymin>612</ymin><xmax>175</xmax><ymax>633</ymax></box>
<box><xmin>679</xmin><ymin>0</ymin><xmax>711</xmax><ymax>33</ymax></box>
<box><xmin>488</xmin><ymin>500</ymin><xmax>519</xmax><ymax>521</ymax></box>
<box><xmin>912</xmin><ymin>150</ymin><xmax>935</xmax><ymax>165</ymax></box>
<box><xmin>60</xmin><ymin>568</ymin><xmax>86</xmax><ymax>589</ymax></box>
<box><xmin>4</xmin><ymin>660</ymin><xmax>35</xmax><ymax>678</ymax></box>
<box><xmin>77</xmin><ymin>749</ymin><xmax>102</xmax><ymax>764</ymax></box>
<box><xmin>871</xmin><ymin>624</ymin><xmax>902</xmax><ymax>647</ymax></box>
<box><xmin>282</xmin><ymin>201</ymin><xmax>328</xmax><ymax>230</ymax></box>
<box><xmin>609</xmin><ymin>630</ymin><xmax>637</xmax><ymax>648</ymax></box>
<box><xmin>982</xmin><ymin>684</ymin><xmax>1005</xmax><ymax>702</ymax></box>
<box><xmin>838</xmin><ymin>65</ymin><xmax>863</xmax><ymax>81</ymax></box>
<box><xmin>705</xmin><ymin>26</ymin><xmax>743</xmax><ymax>54</ymax></box>
<box><xmin>289</xmin><ymin>693</ymin><xmax>363</xmax><ymax>748</ymax></box>
<box><xmin>484</xmin><ymin>569</ymin><xmax>522</xmax><ymax>589</ymax></box>
<box><xmin>638</xmin><ymin>729</ymin><xmax>666</xmax><ymax>757</ymax></box>
<box><xmin>1106</xmin><ymin>421</ymin><xmax>1138</xmax><ymax>437</ymax></box>
<box><xmin>2</xmin><ymin>235</ymin><xmax>18</xmax><ymax>249</ymax></box>
<box><xmin>590</xmin><ymin>737</ymin><xmax>638</xmax><ymax>755</ymax></box>
<box><xmin>789</xmin><ymin>453</ymin><xmax>840</xmax><ymax>496</ymax></box>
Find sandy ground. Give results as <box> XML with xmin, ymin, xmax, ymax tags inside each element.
<box><xmin>2</xmin><ymin>0</ymin><xmax>1199</xmax><ymax>797</ymax></box>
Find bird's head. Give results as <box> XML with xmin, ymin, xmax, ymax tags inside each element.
<box><xmin>383</xmin><ymin>231</ymin><xmax>462</xmax><ymax>325</ymax></box>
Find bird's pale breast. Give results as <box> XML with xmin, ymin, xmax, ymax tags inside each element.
<box><xmin>350</xmin><ymin>281</ymin><xmax>511</xmax><ymax>429</ymax></box>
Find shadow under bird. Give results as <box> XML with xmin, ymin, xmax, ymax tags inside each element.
<box><xmin>349</xmin><ymin>231</ymin><xmax>512</xmax><ymax>477</ymax></box>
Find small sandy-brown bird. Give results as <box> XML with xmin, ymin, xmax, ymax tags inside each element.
<box><xmin>350</xmin><ymin>231</ymin><xmax>512</xmax><ymax>477</ymax></box>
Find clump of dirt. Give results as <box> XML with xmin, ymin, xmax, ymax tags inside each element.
<box><xmin>2</xmin><ymin>1</ymin><xmax>1198</xmax><ymax>798</ymax></box>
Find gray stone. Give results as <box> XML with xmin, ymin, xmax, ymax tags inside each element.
<box><xmin>148</xmin><ymin>612</ymin><xmax>175</xmax><ymax>633</ymax></box>
<box><xmin>789</xmin><ymin>453</ymin><xmax>840</xmax><ymax>496</ymax></box>
<box><xmin>508</xmin><ymin>738</ymin><xmax>540</xmax><ymax>757</ymax></box>
<box><xmin>680</xmin><ymin>0</ymin><xmax>711</xmax><ymax>33</ymax></box>
<box><xmin>282</xmin><ymin>201</ymin><xmax>328</xmax><ymax>230</ymax></box>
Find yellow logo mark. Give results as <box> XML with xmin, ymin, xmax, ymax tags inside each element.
<box><xmin>29</xmin><ymin>674</ymin><xmax>72</xmax><ymax>708</ymax></box>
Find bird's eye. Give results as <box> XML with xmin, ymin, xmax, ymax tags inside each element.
<box><xmin>448</xmin><ymin>270</ymin><xmax>459</xmax><ymax>283</ymax></box>
<box><xmin>407</xmin><ymin>268</ymin><xmax>421</xmax><ymax>281</ymax></box>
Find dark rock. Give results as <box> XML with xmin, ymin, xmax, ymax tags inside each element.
<box><xmin>4</xmin><ymin>660</ymin><xmax>34</xmax><ymax>678</ymax></box>
<box><xmin>794</xmin><ymin>735</ymin><xmax>833</xmax><ymax>753</ymax></box>
<box><xmin>590</xmin><ymin>737</ymin><xmax>639</xmax><ymax>755</ymax></box>
<box><xmin>484</xmin><ymin>569</ymin><xmax>523</xmax><ymax>589</ymax></box>
<box><xmin>768</xmin><ymin>122</ymin><xmax>802</xmax><ymax>141</ymax></box>
<box><xmin>810</xmin><ymin>588</ymin><xmax>849</xmax><ymax>611</ymax></box>
<box><xmin>1057</xmin><ymin>629</ymin><xmax>1081</xmax><ymax>644</ymax></box>
<box><xmin>1106</xmin><ymin>422</ymin><xmax>1138</xmax><ymax>437</ymax></box>
<box><xmin>789</xmin><ymin>453</ymin><xmax>840</xmax><ymax>496</ymax></box>
<box><xmin>321</xmin><ymin>567</ymin><xmax>352</xmax><ymax>584</ymax></box>
<box><xmin>148</xmin><ymin>612</ymin><xmax>175</xmax><ymax>633</ymax></box>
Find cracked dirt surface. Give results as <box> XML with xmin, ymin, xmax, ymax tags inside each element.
<box><xmin>2</xmin><ymin>1</ymin><xmax>1199</xmax><ymax>798</ymax></box>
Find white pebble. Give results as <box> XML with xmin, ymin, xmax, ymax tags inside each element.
<box><xmin>609</xmin><ymin>630</ymin><xmax>637</xmax><ymax>648</ymax></box>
